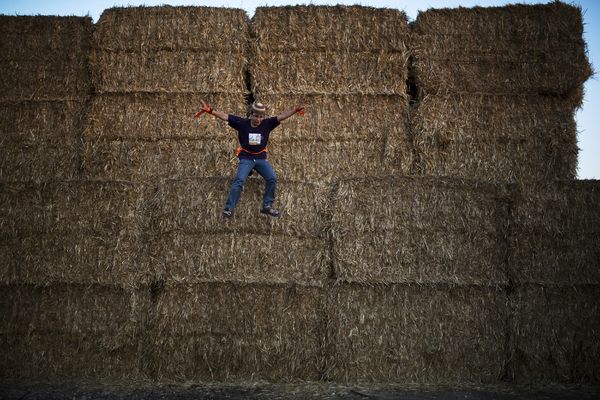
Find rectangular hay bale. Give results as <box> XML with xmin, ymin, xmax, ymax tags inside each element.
<box><xmin>0</xmin><ymin>138</ymin><xmax>80</xmax><ymax>182</ymax></box>
<box><xmin>252</xmin><ymin>5</ymin><xmax>409</xmax><ymax>52</ymax></box>
<box><xmin>91</xmin><ymin>50</ymin><xmax>247</xmax><ymax>93</ymax></box>
<box><xmin>80</xmin><ymin>137</ymin><xmax>237</xmax><ymax>181</ymax></box>
<box><xmin>332</xmin><ymin>176</ymin><xmax>509</xmax><ymax>285</ymax></box>
<box><xmin>510</xmin><ymin>284</ymin><xmax>600</xmax><ymax>383</ymax></box>
<box><xmin>0</xmin><ymin>181</ymin><xmax>144</xmax><ymax>237</ymax></box>
<box><xmin>0</xmin><ymin>283</ymin><xmax>148</xmax><ymax>380</ymax></box>
<box><xmin>149</xmin><ymin>282</ymin><xmax>326</xmax><ymax>381</ymax></box>
<box><xmin>151</xmin><ymin>232</ymin><xmax>329</xmax><ymax>286</ymax></box>
<box><xmin>326</xmin><ymin>283</ymin><xmax>509</xmax><ymax>383</ymax></box>
<box><xmin>94</xmin><ymin>6</ymin><xmax>249</xmax><ymax>52</ymax></box>
<box><xmin>152</xmin><ymin>178</ymin><xmax>331</xmax><ymax>238</ymax></box>
<box><xmin>2</xmin><ymin>233</ymin><xmax>152</xmax><ymax>286</ymax></box>
<box><xmin>508</xmin><ymin>180</ymin><xmax>600</xmax><ymax>285</ymax></box>
<box><xmin>0</xmin><ymin>100</ymin><xmax>84</xmax><ymax>141</ymax></box>
<box><xmin>411</xmin><ymin>3</ymin><xmax>591</xmax><ymax>96</ymax></box>
<box><xmin>250</xmin><ymin>50</ymin><xmax>407</xmax><ymax>95</ymax></box>
<box><xmin>84</xmin><ymin>92</ymin><xmax>247</xmax><ymax>141</ymax></box>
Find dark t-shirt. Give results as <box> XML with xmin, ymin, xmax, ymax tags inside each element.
<box><xmin>228</xmin><ymin>115</ymin><xmax>280</xmax><ymax>159</ymax></box>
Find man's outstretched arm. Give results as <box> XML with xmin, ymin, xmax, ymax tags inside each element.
<box><xmin>277</xmin><ymin>103</ymin><xmax>306</xmax><ymax>122</ymax></box>
<box><xmin>200</xmin><ymin>100</ymin><xmax>229</xmax><ymax>121</ymax></box>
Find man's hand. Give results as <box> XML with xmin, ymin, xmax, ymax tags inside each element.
<box><xmin>194</xmin><ymin>100</ymin><xmax>214</xmax><ymax>118</ymax></box>
<box><xmin>295</xmin><ymin>104</ymin><xmax>306</xmax><ymax>116</ymax></box>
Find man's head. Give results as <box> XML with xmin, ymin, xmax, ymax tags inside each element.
<box><xmin>250</xmin><ymin>101</ymin><xmax>266</xmax><ymax>127</ymax></box>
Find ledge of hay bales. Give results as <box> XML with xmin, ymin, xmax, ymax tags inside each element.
<box><xmin>148</xmin><ymin>282</ymin><xmax>326</xmax><ymax>382</ymax></box>
<box><xmin>509</xmin><ymin>284</ymin><xmax>600</xmax><ymax>383</ymax></box>
<box><xmin>84</xmin><ymin>93</ymin><xmax>247</xmax><ymax>141</ymax></box>
<box><xmin>94</xmin><ymin>6</ymin><xmax>249</xmax><ymax>52</ymax></box>
<box><xmin>508</xmin><ymin>180</ymin><xmax>600</xmax><ymax>285</ymax></box>
<box><xmin>251</xmin><ymin>5</ymin><xmax>409</xmax><ymax>52</ymax></box>
<box><xmin>326</xmin><ymin>283</ymin><xmax>509</xmax><ymax>383</ymax></box>
<box><xmin>331</xmin><ymin>176</ymin><xmax>510</xmax><ymax>285</ymax></box>
<box><xmin>411</xmin><ymin>2</ymin><xmax>591</xmax><ymax>97</ymax></box>
<box><xmin>0</xmin><ymin>283</ymin><xmax>149</xmax><ymax>380</ymax></box>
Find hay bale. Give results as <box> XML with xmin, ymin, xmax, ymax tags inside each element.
<box><xmin>0</xmin><ymin>61</ymin><xmax>91</xmax><ymax>101</ymax></box>
<box><xmin>80</xmin><ymin>138</ymin><xmax>237</xmax><ymax>181</ymax></box>
<box><xmin>412</xmin><ymin>135</ymin><xmax>577</xmax><ymax>183</ymax></box>
<box><xmin>0</xmin><ymin>181</ymin><xmax>144</xmax><ymax>237</ymax></box>
<box><xmin>0</xmin><ymin>15</ymin><xmax>93</xmax><ymax>59</ymax></box>
<box><xmin>509</xmin><ymin>180</ymin><xmax>600</xmax><ymax>285</ymax></box>
<box><xmin>151</xmin><ymin>178</ymin><xmax>331</xmax><ymax>238</ymax></box>
<box><xmin>94</xmin><ymin>6</ymin><xmax>249</xmax><ymax>52</ymax></box>
<box><xmin>250</xmin><ymin>50</ymin><xmax>407</xmax><ymax>95</ymax></box>
<box><xmin>0</xmin><ymin>16</ymin><xmax>92</xmax><ymax>100</ymax></box>
<box><xmin>255</xmin><ymin>94</ymin><xmax>409</xmax><ymax>143</ymax></box>
<box><xmin>269</xmin><ymin>139</ymin><xmax>408</xmax><ymax>183</ymax></box>
<box><xmin>331</xmin><ymin>176</ymin><xmax>510</xmax><ymax>285</ymax></box>
<box><xmin>412</xmin><ymin>2</ymin><xmax>584</xmax><ymax>37</ymax></box>
<box><xmin>3</xmin><ymin>234</ymin><xmax>151</xmax><ymax>286</ymax></box>
<box><xmin>151</xmin><ymin>232</ymin><xmax>328</xmax><ymax>286</ymax></box>
<box><xmin>411</xmin><ymin>3</ymin><xmax>591</xmax><ymax>97</ymax></box>
<box><xmin>0</xmin><ymin>283</ymin><xmax>148</xmax><ymax>380</ymax></box>
<box><xmin>251</xmin><ymin>5</ymin><xmax>409</xmax><ymax>52</ymax></box>
<box><xmin>411</xmin><ymin>94</ymin><xmax>579</xmax><ymax>144</ymax></box>
<box><xmin>510</xmin><ymin>284</ymin><xmax>600</xmax><ymax>383</ymax></box>
<box><xmin>0</xmin><ymin>138</ymin><xmax>80</xmax><ymax>182</ymax></box>
<box><xmin>84</xmin><ymin>93</ymin><xmax>247</xmax><ymax>141</ymax></box>
<box><xmin>0</xmin><ymin>100</ymin><xmax>84</xmax><ymax>141</ymax></box>
<box><xmin>326</xmin><ymin>283</ymin><xmax>509</xmax><ymax>383</ymax></box>
<box><xmin>149</xmin><ymin>282</ymin><xmax>325</xmax><ymax>381</ymax></box>
<box><xmin>90</xmin><ymin>50</ymin><xmax>247</xmax><ymax>94</ymax></box>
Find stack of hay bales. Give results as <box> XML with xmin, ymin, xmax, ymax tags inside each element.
<box><xmin>0</xmin><ymin>16</ymin><xmax>92</xmax><ymax>180</ymax></box>
<box><xmin>84</xmin><ymin>6</ymin><xmax>249</xmax><ymax>180</ymax></box>
<box><xmin>250</xmin><ymin>6</ymin><xmax>412</xmax><ymax>182</ymax></box>
<box><xmin>327</xmin><ymin>176</ymin><xmax>510</xmax><ymax>382</ymax></box>
<box><xmin>0</xmin><ymin>180</ymin><xmax>150</xmax><ymax>379</ymax></box>
<box><xmin>410</xmin><ymin>2</ymin><xmax>592</xmax><ymax>182</ymax></box>
<box><xmin>144</xmin><ymin>177</ymin><xmax>331</xmax><ymax>381</ymax></box>
<box><xmin>508</xmin><ymin>180</ymin><xmax>600</xmax><ymax>383</ymax></box>
<box><xmin>0</xmin><ymin>16</ymin><xmax>148</xmax><ymax>380</ymax></box>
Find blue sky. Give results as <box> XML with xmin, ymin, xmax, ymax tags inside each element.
<box><xmin>1</xmin><ymin>0</ymin><xmax>598</xmax><ymax>179</ymax></box>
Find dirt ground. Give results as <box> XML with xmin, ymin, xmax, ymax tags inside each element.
<box><xmin>1</xmin><ymin>381</ymin><xmax>600</xmax><ymax>400</ymax></box>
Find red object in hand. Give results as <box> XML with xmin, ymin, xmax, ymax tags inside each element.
<box><xmin>194</xmin><ymin>103</ymin><xmax>213</xmax><ymax>118</ymax></box>
<box><xmin>295</xmin><ymin>106</ymin><xmax>305</xmax><ymax>116</ymax></box>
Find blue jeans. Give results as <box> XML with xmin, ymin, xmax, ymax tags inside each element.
<box><xmin>225</xmin><ymin>158</ymin><xmax>276</xmax><ymax>210</ymax></box>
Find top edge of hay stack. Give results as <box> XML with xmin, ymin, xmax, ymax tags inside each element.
<box><xmin>94</xmin><ymin>6</ymin><xmax>250</xmax><ymax>52</ymax></box>
<box><xmin>413</xmin><ymin>2</ymin><xmax>584</xmax><ymax>36</ymax></box>
<box><xmin>412</xmin><ymin>1</ymin><xmax>592</xmax><ymax>98</ymax></box>
<box><xmin>251</xmin><ymin>5</ymin><xmax>409</xmax><ymax>52</ymax></box>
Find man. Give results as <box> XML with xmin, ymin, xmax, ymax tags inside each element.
<box><xmin>199</xmin><ymin>99</ymin><xmax>305</xmax><ymax>218</ymax></box>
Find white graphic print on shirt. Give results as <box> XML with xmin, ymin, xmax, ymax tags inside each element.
<box><xmin>249</xmin><ymin>133</ymin><xmax>262</xmax><ymax>145</ymax></box>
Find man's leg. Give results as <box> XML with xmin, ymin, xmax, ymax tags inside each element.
<box><xmin>224</xmin><ymin>159</ymin><xmax>254</xmax><ymax>216</ymax></box>
<box><xmin>254</xmin><ymin>159</ymin><xmax>279</xmax><ymax>217</ymax></box>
